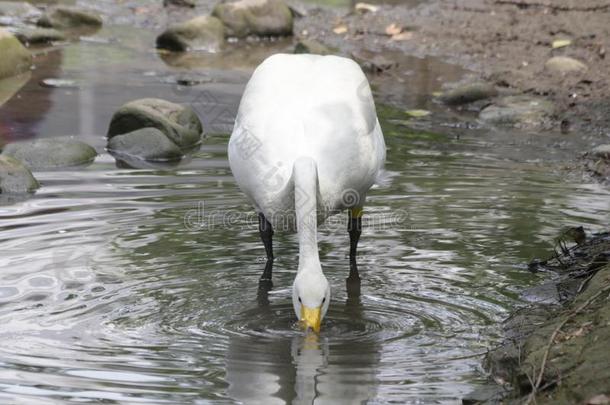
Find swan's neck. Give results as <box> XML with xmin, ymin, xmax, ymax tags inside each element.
<box><xmin>294</xmin><ymin>157</ymin><xmax>321</xmax><ymax>273</ymax></box>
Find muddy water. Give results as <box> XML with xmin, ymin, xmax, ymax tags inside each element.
<box><xmin>1</xmin><ymin>4</ymin><xmax>610</xmax><ymax>404</ymax></box>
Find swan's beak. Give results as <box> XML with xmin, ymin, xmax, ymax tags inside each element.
<box><xmin>301</xmin><ymin>305</ymin><xmax>322</xmax><ymax>333</ymax></box>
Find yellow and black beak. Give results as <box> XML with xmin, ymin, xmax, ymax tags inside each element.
<box><xmin>300</xmin><ymin>305</ymin><xmax>322</xmax><ymax>333</ymax></box>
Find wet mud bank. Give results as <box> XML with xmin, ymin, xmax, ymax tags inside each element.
<box><xmin>468</xmin><ymin>231</ymin><xmax>610</xmax><ymax>404</ymax></box>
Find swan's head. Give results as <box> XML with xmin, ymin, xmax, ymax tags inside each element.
<box><xmin>292</xmin><ymin>270</ymin><xmax>330</xmax><ymax>333</ymax></box>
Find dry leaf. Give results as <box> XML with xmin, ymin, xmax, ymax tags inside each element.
<box><xmin>385</xmin><ymin>23</ymin><xmax>402</xmax><ymax>36</ymax></box>
<box><xmin>333</xmin><ymin>25</ymin><xmax>348</xmax><ymax>35</ymax></box>
<box><xmin>391</xmin><ymin>31</ymin><xmax>413</xmax><ymax>41</ymax></box>
<box><xmin>406</xmin><ymin>109</ymin><xmax>430</xmax><ymax>118</ymax></box>
<box><xmin>552</xmin><ymin>39</ymin><xmax>572</xmax><ymax>49</ymax></box>
<box><xmin>355</xmin><ymin>2</ymin><xmax>378</xmax><ymax>13</ymax></box>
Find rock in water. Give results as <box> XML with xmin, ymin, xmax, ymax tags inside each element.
<box><xmin>294</xmin><ymin>38</ymin><xmax>332</xmax><ymax>55</ymax></box>
<box><xmin>439</xmin><ymin>82</ymin><xmax>498</xmax><ymax>105</ymax></box>
<box><xmin>0</xmin><ymin>1</ymin><xmax>41</xmax><ymax>21</ymax></box>
<box><xmin>479</xmin><ymin>95</ymin><xmax>554</xmax><ymax>128</ymax></box>
<box><xmin>156</xmin><ymin>16</ymin><xmax>224</xmax><ymax>52</ymax></box>
<box><xmin>0</xmin><ymin>29</ymin><xmax>32</xmax><ymax>80</ymax></box>
<box><xmin>163</xmin><ymin>0</ymin><xmax>196</xmax><ymax>7</ymax></box>
<box><xmin>2</xmin><ymin>138</ymin><xmax>97</xmax><ymax>169</ymax></box>
<box><xmin>37</xmin><ymin>7</ymin><xmax>103</xmax><ymax>30</ymax></box>
<box><xmin>107</xmin><ymin>128</ymin><xmax>184</xmax><ymax>162</ymax></box>
<box><xmin>545</xmin><ymin>56</ymin><xmax>587</xmax><ymax>75</ymax></box>
<box><xmin>212</xmin><ymin>0</ymin><xmax>293</xmax><ymax>38</ymax></box>
<box><xmin>13</xmin><ymin>27</ymin><xmax>65</xmax><ymax>46</ymax></box>
<box><xmin>107</xmin><ymin>99</ymin><xmax>203</xmax><ymax>161</ymax></box>
<box><xmin>590</xmin><ymin>144</ymin><xmax>610</xmax><ymax>160</ymax></box>
<box><xmin>0</xmin><ymin>155</ymin><xmax>39</xmax><ymax>194</ymax></box>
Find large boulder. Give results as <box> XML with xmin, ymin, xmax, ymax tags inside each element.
<box><xmin>107</xmin><ymin>98</ymin><xmax>203</xmax><ymax>161</ymax></box>
<box><xmin>108</xmin><ymin>98</ymin><xmax>203</xmax><ymax>148</ymax></box>
<box><xmin>212</xmin><ymin>0</ymin><xmax>293</xmax><ymax>38</ymax></box>
<box><xmin>479</xmin><ymin>95</ymin><xmax>554</xmax><ymax>128</ymax></box>
<box><xmin>156</xmin><ymin>16</ymin><xmax>224</xmax><ymax>52</ymax></box>
<box><xmin>107</xmin><ymin>128</ymin><xmax>184</xmax><ymax>162</ymax></box>
<box><xmin>0</xmin><ymin>29</ymin><xmax>32</xmax><ymax>80</ymax></box>
<box><xmin>37</xmin><ymin>7</ymin><xmax>102</xmax><ymax>30</ymax></box>
<box><xmin>0</xmin><ymin>155</ymin><xmax>39</xmax><ymax>194</ymax></box>
<box><xmin>2</xmin><ymin>138</ymin><xmax>97</xmax><ymax>169</ymax></box>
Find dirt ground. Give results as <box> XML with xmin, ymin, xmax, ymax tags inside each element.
<box><xmin>296</xmin><ymin>0</ymin><xmax>610</xmax><ymax>136</ymax></box>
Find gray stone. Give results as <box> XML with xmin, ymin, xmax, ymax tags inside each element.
<box><xmin>479</xmin><ymin>95</ymin><xmax>554</xmax><ymax>128</ymax></box>
<box><xmin>0</xmin><ymin>155</ymin><xmax>39</xmax><ymax>194</ymax></box>
<box><xmin>590</xmin><ymin>144</ymin><xmax>610</xmax><ymax>160</ymax></box>
<box><xmin>545</xmin><ymin>56</ymin><xmax>587</xmax><ymax>74</ymax></box>
<box><xmin>0</xmin><ymin>29</ymin><xmax>32</xmax><ymax>80</ymax></box>
<box><xmin>37</xmin><ymin>7</ymin><xmax>102</xmax><ymax>30</ymax></box>
<box><xmin>0</xmin><ymin>2</ymin><xmax>41</xmax><ymax>19</ymax></box>
<box><xmin>212</xmin><ymin>0</ymin><xmax>293</xmax><ymax>38</ymax></box>
<box><xmin>13</xmin><ymin>27</ymin><xmax>65</xmax><ymax>45</ymax></box>
<box><xmin>2</xmin><ymin>137</ymin><xmax>97</xmax><ymax>169</ymax></box>
<box><xmin>439</xmin><ymin>82</ymin><xmax>498</xmax><ymax>105</ymax></box>
<box><xmin>156</xmin><ymin>16</ymin><xmax>224</xmax><ymax>52</ymax></box>
<box><xmin>107</xmin><ymin>128</ymin><xmax>184</xmax><ymax>162</ymax></box>
<box><xmin>107</xmin><ymin>98</ymin><xmax>203</xmax><ymax>149</ymax></box>
<box><xmin>294</xmin><ymin>38</ymin><xmax>332</xmax><ymax>55</ymax></box>
<box><xmin>163</xmin><ymin>0</ymin><xmax>196</xmax><ymax>7</ymax></box>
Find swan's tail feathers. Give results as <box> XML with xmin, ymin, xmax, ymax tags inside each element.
<box><xmin>374</xmin><ymin>168</ymin><xmax>392</xmax><ymax>188</ymax></box>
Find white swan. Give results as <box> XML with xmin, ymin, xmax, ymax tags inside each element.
<box><xmin>228</xmin><ymin>53</ymin><xmax>386</xmax><ymax>332</ymax></box>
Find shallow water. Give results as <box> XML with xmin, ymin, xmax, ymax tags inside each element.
<box><xmin>1</xmin><ymin>3</ymin><xmax>610</xmax><ymax>404</ymax></box>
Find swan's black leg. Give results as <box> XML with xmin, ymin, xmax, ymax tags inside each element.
<box><xmin>347</xmin><ymin>208</ymin><xmax>362</xmax><ymax>288</ymax></box>
<box><xmin>258</xmin><ymin>212</ymin><xmax>274</xmax><ymax>286</ymax></box>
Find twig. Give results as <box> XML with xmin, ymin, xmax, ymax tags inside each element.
<box><xmin>524</xmin><ymin>283</ymin><xmax>610</xmax><ymax>404</ymax></box>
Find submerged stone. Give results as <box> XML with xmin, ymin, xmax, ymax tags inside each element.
<box><xmin>37</xmin><ymin>7</ymin><xmax>103</xmax><ymax>30</ymax></box>
<box><xmin>156</xmin><ymin>15</ymin><xmax>224</xmax><ymax>52</ymax></box>
<box><xmin>212</xmin><ymin>0</ymin><xmax>293</xmax><ymax>38</ymax></box>
<box><xmin>107</xmin><ymin>127</ymin><xmax>184</xmax><ymax>162</ymax></box>
<box><xmin>2</xmin><ymin>138</ymin><xmax>97</xmax><ymax>169</ymax></box>
<box><xmin>107</xmin><ymin>98</ymin><xmax>203</xmax><ymax>150</ymax></box>
<box><xmin>439</xmin><ymin>82</ymin><xmax>498</xmax><ymax>105</ymax></box>
<box><xmin>0</xmin><ymin>29</ymin><xmax>32</xmax><ymax>80</ymax></box>
<box><xmin>479</xmin><ymin>95</ymin><xmax>554</xmax><ymax>128</ymax></box>
<box><xmin>0</xmin><ymin>155</ymin><xmax>39</xmax><ymax>194</ymax></box>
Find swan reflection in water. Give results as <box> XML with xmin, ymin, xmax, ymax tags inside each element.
<box><xmin>225</xmin><ymin>283</ymin><xmax>379</xmax><ymax>404</ymax></box>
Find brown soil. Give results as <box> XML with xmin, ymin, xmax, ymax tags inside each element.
<box><xmin>296</xmin><ymin>0</ymin><xmax>610</xmax><ymax>136</ymax></box>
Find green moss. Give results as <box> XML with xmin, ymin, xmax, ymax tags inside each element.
<box><xmin>0</xmin><ymin>29</ymin><xmax>32</xmax><ymax>80</ymax></box>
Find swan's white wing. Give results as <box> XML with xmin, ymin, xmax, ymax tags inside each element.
<box><xmin>228</xmin><ymin>54</ymin><xmax>385</xmax><ymax>222</ymax></box>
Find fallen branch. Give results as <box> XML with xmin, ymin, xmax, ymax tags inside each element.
<box><xmin>524</xmin><ymin>283</ymin><xmax>610</xmax><ymax>404</ymax></box>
